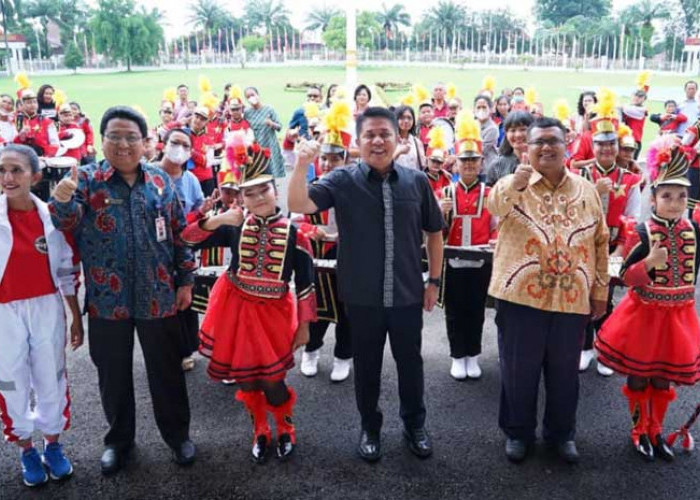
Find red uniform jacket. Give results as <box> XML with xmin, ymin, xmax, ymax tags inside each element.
<box><xmin>14</xmin><ymin>114</ymin><xmax>58</xmax><ymax>156</ymax></box>
<box><xmin>442</xmin><ymin>180</ymin><xmax>497</xmax><ymax>247</ymax></box>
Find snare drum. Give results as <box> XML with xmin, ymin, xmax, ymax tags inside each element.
<box><xmin>192</xmin><ymin>266</ymin><xmax>226</xmax><ymax>314</ymax></box>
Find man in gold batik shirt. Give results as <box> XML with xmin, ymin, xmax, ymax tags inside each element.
<box><xmin>487</xmin><ymin>117</ymin><xmax>609</xmax><ymax>465</ymax></box>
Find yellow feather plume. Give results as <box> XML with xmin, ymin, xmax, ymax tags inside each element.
<box><xmin>593</xmin><ymin>87</ymin><xmax>617</xmax><ymax>119</ymax></box>
<box><xmin>400</xmin><ymin>92</ymin><xmax>416</xmax><ymax>107</ymax></box>
<box><xmin>446</xmin><ymin>83</ymin><xmax>457</xmax><ymax>100</ymax></box>
<box><xmin>482</xmin><ymin>75</ymin><xmax>496</xmax><ymax>94</ymax></box>
<box><xmin>553</xmin><ymin>99</ymin><xmax>571</xmax><ymax>124</ymax></box>
<box><xmin>54</xmin><ymin>89</ymin><xmax>67</xmax><ymax>109</ymax></box>
<box><xmin>201</xmin><ymin>92</ymin><xmax>219</xmax><ymax>112</ymax></box>
<box><xmin>303</xmin><ymin>102</ymin><xmax>320</xmax><ymax>119</ymax></box>
<box><xmin>635</xmin><ymin>71</ymin><xmax>651</xmax><ymax>90</ymax></box>
<box><xmin>14</xmin><ymin>71</ymin><xmax>31</xmax><ymax>90</ymax></box>
<box><xmin>413</xmin><ymin>84</ymin><xmax>430</xmax><ymax>105</ymax></box>
<box><xmin>163</xmin><ymin>87</ymin><xmax>177</xmax><ymax>104</ymax></box>
<box><xmin>525</xmin><ymin>87</ymin><xmax>538</xmax><ymax>107</ymax></box>
<box><xmin>333</xmin><ymin>86</ymin><xmax>348</xmax><ymax>102</ymax></box>
<box><xmin>230</xmin><ymin>85</ymin><xmax>243</xmax><ymax>100</ymax></box>
<box><xmin>455</xmin><ymin>110</ymin><xmax>481</xmax><ymax>142</ymax></box>
<box><xmin>617</xmin><ymin>124</ymin><xmax>633</xmax><ymax>140</ymax></box>
<box><xmin>323</xmin><ymin>100</ymin><xmax>351</xmax><ymax>133</ymax></box>
<box><xmin>198</xmin><ymin>75</ymin><xmax>212</xmax><ymax>93</ymax></box>
<box><xmin>427</xmin><ymin>126</ymin><xmax>446</xmax><ymax>150</ymax></box>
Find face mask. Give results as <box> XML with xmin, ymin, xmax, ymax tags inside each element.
<box><xmin>475</xmin><ymin>110</ymin><xmax>490</xmax><ymax>121</ymax></box>
<box><xmin>512</xmin><ymin>95</ymin><xmax>524</xmax><ymax>103</ymax></box>
<box><xmin>247</xmin><ymin>96</ymin><xmax>259</xmax><ymax>106</ymax></box>
<box><xmin>165</xmin><ymin>144</ymin><xmax>190</xmax><ymax>165</ymax></box>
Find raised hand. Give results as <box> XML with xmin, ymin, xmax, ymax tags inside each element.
<box><xmin>296</xmin><ymin>139</ymin><xmax>320</xmax><ymax>167</ymax></box>
<box><xmin>645</xmin><ymin>240</ymin><xmax>668</xmax><ymax>270</ymax></box>
<box><xmin>512</xmin><ymin>153</ymin><xmax>533</xmax><ymax>191</ymax></box>
<box><xmin>53</xmin><ymin>164</ymin><xmax>79</xmax><ymax>202</ymax></box>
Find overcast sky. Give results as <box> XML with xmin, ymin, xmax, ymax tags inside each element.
<box><xmin>124</xmin><ymin>0</ymin><xmax>640</xmax><ymax>40</ymax></box>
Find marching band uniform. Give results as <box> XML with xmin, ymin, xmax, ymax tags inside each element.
<box><xmin>578</xmin><ymin>116</ymin><xmax>642</xmax><ymax>374</ymax></box>
<box><xmin>14</xmin><ymin>91</ymin><xmax>59</xmax><ymax>158</ymax></box>
<box><xmin>439</xmin><ymin>119</ymin><xmax>497</xmax><ymax>380</ymax></box>
<box><xmin>296</xmin><ymin>107</ymin><xmax>353</xmax><ymax>382</ymax></box>
<box><xmin>182</xmin><ymin>143</ymin><xmax>317</xmax><ymax>463</ymax></box>
<box><xmin>189</xmin><ymin>106</ymin><xmax>219</xmax><ymax>196</ymax></box>
<box><xmin>595</xmin><ymin>140</ymin><xmax>700</xmax><ymax>461</ymax></box>
<box><xmin>425</xmin><ymin>127</ymin><xmax>452</xmax><ymax>196</ymax></box>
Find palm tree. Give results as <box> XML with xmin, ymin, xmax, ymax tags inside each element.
<box><xmin>304</xmin><ymin>4</ymin><xmax>341</xmax><ymax>32</ymax></box>
<box><xmin>244</xmin><ymin>0</ymin><xmax>290</xmax><ymax>53</ymax></box>
<box><xmin>621</xmin><ymin>0</ymin><xmax>669</xmax><ymax>57</ymax></box>
<box><xmin>375</xmin><ymin>3</ymin><xmax>410</xmax><ymax>37</ymax></box>
<box><xmin>425</xmin><ymin>0</ymin><xmax>467</xmax><ymax>51</ymax></box>
<box><xmin>188</xmin><ymin>0</ymin><xmax>230</xmax><ymax>52</ymax></box>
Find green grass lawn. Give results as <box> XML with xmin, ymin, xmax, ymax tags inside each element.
<box><xmin>3</xmin><ymin>66</ymin><xmax>692</xmax><ymax>154</ymax></box>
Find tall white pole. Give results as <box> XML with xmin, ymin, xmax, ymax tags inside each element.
<box><xmin>345</xmin><ymin>1</ymin><xmax>357</xmax><ymax>91</ymax></box>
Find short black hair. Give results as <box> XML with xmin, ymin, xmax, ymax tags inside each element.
<box><xmin>664</xmin><ymin>99</ymin><xmax>677</xmax><ymax>108</ymax></box>
<box><xmin>244</xmin><ymin>86</ymin><xmax>259</xmax><ymax>96</ymax></box>
<box><xmin>527</xmin><ymin>117</ymin><xmax>567</xmax><ymax>139</ymax></box>
<box><xmin>163</xmin><ymin>127</ymin><xmax>192</xmax><ymax>146</ymax></box>
<box><xmin>513</xmin><ymin>87</ymin><xmax>525</xmax><ymax>94</ymax></box>
<box><xmin>418</xmin><ymin>102</ymin><xmax>433</xmax><ymax>111</ymax></box>
<box><xmin>474</xmin><ymin>94</ymin><xmax>493</xmax><ymax>107</ymax></box>
<box><xmin>100</xmin><ymin>106</ymin><xmax>148</xmax><ymax>138</ymax></box>
<box><xmin>356</xmin><ymin>106</ymin><xmax>398</xmax><ymax>138</ymax></box>
<box><xmin>685</xmin><ymin>80</ymin><xmax>698</xmax><ymax>89</ymax></box>
<box><xmin>177</xmin><ymin>84</ymin><xmax>188</xmax><ymax>90</ymax></box>
<box><xmin>0</xmin><ymin>93</ymin><xmax>14</xmax><ymax>104</ymax></box>
<box><xmin>69</xmin><ymin>101</ymin><xmax>82</xmax><ymax>112</ymax></box>
<box><xmin>354</xmin><ymin>84</ymin><xmax>372</xmax><ymax>103</ymax></box>
<box><xmin>2</xmin><ymin>144</ymin><xmax>41</xmax><ymax>173</ymax></box>
<box><xmin>499</xmin><ymin>111</ymin><xmax>534</xmax><ymax>156</ymax></box>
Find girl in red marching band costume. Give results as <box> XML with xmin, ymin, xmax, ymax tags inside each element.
<box><xmin>182</xmin><ymin>142</ymin><xmax>317</xmax><ymax>464</ymax></box>
<box><xmin>438</xmin><ymin>111</ymin><xmax>497</xmax><ymax>380</ymax></box>
<box><xmin>595</xmin><ymin>136</ymin><xmax>700</xmax><ymax>462</ymax></box>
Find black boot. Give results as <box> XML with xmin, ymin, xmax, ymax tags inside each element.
<box><xmin>635</xmin><ymin>434</ymin><xmax>655</xmax><ymax>462</ymax></box>
<box><xmin>652</xmin><ymin>434</ymin><xmax>674</xmax><ymax>462</ymax></box>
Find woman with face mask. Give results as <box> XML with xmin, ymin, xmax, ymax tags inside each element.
<box><xmin>242</xmin><ymin>87</ymin><xmax>285</xmax><ymax>178</ymax></box>
<box><xmin>474</xmin><ymin>95</ymin><xmax>499</xmax><ymax>171</ymax></box>
<box><xmin>160</xmin><ymin>128</ymin><xmax>207</xmax><ymax>372</ymax></box>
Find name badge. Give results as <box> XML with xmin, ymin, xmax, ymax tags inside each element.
<box><xmin>105</xmin><ymin>198</ymin><xmax>124</xmax><ymax>205</ymax></box>
<box><xmin>155</xmin><ymin>216</ymin><xmax>167</xmax><ymax>242</ymax></box>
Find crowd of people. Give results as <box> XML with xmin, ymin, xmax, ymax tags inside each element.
<box><xmin>1</xmin><ymin>70</ymin><xmax>700</xmax><ymax>488</ymax></box>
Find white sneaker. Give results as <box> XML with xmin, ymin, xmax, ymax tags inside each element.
<box><xmin>466</xmin><ymin>356</ymin><xmax>482</xmax><ymax>379</ymax></box>
<box><xmin>330</xmin><ymin>357</ymin><xmax>352</xmax><ymax>382</ymax></box>
<box><xmin>450</xmin><ymin>357</ymin><xmax>467</xmax><ymax>380</ymax></box>
<box><xmin>597</xmin><ymin>361</ymin><xmax>614</xmax><ymax>377</ymax></box>
<box><xmin>221</xmin><ymin>379</ymin><xmax>236</xmax><ymax>385</ymax></box>
<box><xmin>300</xmin><ymin>350</ymin><xmax>319</xmax><ymax>377</ymax></box>
<box><xmin>579</xmin><ymin>350</ymin><xmax>595</xmax><ymax>372</ymax></box>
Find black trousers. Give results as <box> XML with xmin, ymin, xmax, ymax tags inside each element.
<box><xmin>444</xmin><ymin>264</ymin><xmax>492</xmax><ymax>358</ymax></box>
<box><xmin>177</xmin><ymin>307</ymin><xmax>200</xmax><ymax>357</ymax></box>
<box><xmin>199</xmin><ymin>178</ymin><xmax>216</xmax><ymax>197</ymax></box>
<box><xmin>345</xmin><ymin>304</ymin><xmax>425</xmax><ymax>434</ymax></box>
<box><xmin>496</xmin><ymin>300</ymin><xmax>588</xmax><ymax>443</ymax></box>
<box><xmin>305</xmin><ymin>305</ymin><xmax>352</xmax><ymax>360</ymax></box>
<box><xmin>582</xmin><ymin>286</ymin><xmax>615</xmax><ymax>350</ymax></box>
<box><xmin>88</xmin><ymin>316</ymin><xmax>191</xmax><ymax>450</ymax></box>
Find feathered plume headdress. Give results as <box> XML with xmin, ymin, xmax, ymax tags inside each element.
<box><xmin>482</xmin><ymin>76</ymin><xmax>496</xmax><ymax>96</ymax></box>
<box><xmin>647</xmin><ymin>134</ymin><xmax>689</xmax><ymax>187</ymax></box>
<box><xmin>455</xmin><ymin>109</ymin><xmax>483</xmax><ymax>158</ymax></box>
<box><xmin>635</xmin><ymin>71</ymin><xmax>651</xmax><ymax>93</ymax></box>
<box><xmin>524</xmin><ymin>87</ymin><xmax>538</xmax><ymax>108</ymax></box>
<box><xmin>163</xmin><ymin>87</ymin><xmax>177</xmax><ymax>105</ymax></box>
<box><xmin>446</xmin><ymin>82</ymin><xmax>458</xmax><ymax>100</ymax></box>
<box><xmin>198</xmin><ymin>75</ymin><xmax>212</xmax><ymax>93</ymax></box>
<box><xmin>322</xmin><ymin>100</ymin><xmax>352</xmax><ymax>153</ymax></box>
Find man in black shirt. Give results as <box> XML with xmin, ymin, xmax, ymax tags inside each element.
<box><xmin>288</xmin><ymin>107</ymin><xmax>444</xmax><ymax>462</ymax></box>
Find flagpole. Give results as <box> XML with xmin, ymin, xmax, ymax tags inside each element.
<box><xmin>345</xmin><ymin>0</ymin><xmax>357</xmax><ymax>91</ymax></box>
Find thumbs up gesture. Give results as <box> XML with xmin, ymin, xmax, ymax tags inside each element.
<box><xmin>53</xmin><ymin>164</ymin><xmax>79</xmax><ymax>203</ymax></box>
<box><xmin>645</xmin><ymin>240</ymin><xmax>668</xmax><ymax>271</ymax></box>
<box><xmin>512</xmin><ymin>152</ymin><xmax>533</xmax><ymax>191</ymax></box>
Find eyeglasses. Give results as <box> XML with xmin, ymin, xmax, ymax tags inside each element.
<box><xmin>161</xmin><ymin>109</ymin><xmax>173</xmax><ymax>114</ymax></box>
<box><xmin>104</xmin><ymin>133</ymin><xmax>143</xmax><ymax>145</ymax></box>
<box><xmin>527</xmin><ymin>138</ymin><xmax>565</xmax><ymax>147</ymax></box>
<box><xmin>307</xmin><ymin>94</ymin><xmax>321</xmax><ymax>99</ymax></box>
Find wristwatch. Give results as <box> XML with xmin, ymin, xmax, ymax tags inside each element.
<box><xmin>427</xmin><ymin>277</ymin><xmax>441</xmax><ymax>288</ymax></box>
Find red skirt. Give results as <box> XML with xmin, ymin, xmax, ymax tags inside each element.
<box><xmin>198</xmin><ymin>273</ymin><xmax>298</xmax><ymax>382</ymax></box>
<box><xmin>595</xmin><ymin>291</ymin><xmax>700</xmax><ymax>385</ymax></box>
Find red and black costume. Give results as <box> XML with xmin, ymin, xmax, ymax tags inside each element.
<box><xmin>182</xmin><ymin>209</ymin><xmax>317</xmax><ymax>382</ymax></box>
<box><xmin>439</xmin><ymin>180</ymin><xmax>497</xmax><ymax>359</ymax></box>
<box><xmin>14</xmin><ymin>113</ymin><xmax>58</xmax><ymax>157</ymax></box>
<box><xmin>296</xmin><ymin>207</ymin><xmax>351</xmax><ymax>362</ymax></box>
<box><xmin>426</xmin><ymin>169</ymin><xmax>452</xmax><ymax>196</ymax></box>
<box><xmin>189</xmin><ymin>127</ymin><xmax>218</xmax><ymax>196</ymax></box>
<box><xmin>57</xmin><ymin>123</ymin><xmax>84</xmax><ymax>163</ymax></box>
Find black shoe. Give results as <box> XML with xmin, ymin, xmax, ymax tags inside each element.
<box><xmin>556</xmin><ymin>440</ymin><xmax>580</xmax><ymax>464</ymax></box>
<box><xmin>100</xmin><ymin>446</ymin><xmax>126</xmax><ymax>476</ymax></box>
<box><xmin>172</xmin><ymin>440</ymin><xmax>196</xmax><ymax>466</ymax></box>
<box><xmin>403</xmin><ymin>427</ymin><xmax>433</xmax><ymax>458</ymax></box>
<box><xmin>252</xmin><ymin>435</ymin><xmax>270</xmax><ymax>465</ymax></box>
<box><xmin>505</xmin><ymin>439</ymin><xmax>528</xmax><ymax>463</ymax></box>
<box><xmin>357</xmin><ymin>430</ymin><xmax>381</xmax><ymax>462</ymax></box>
<box><xmin>653</xmin><ymin>434</ymin><xmax>674</xmax><ymax>462</ymax></box>
<box><xmin>635</xmin><ymin>434</ymin><xmax>655</xmax><ymax>462</ymax></box>
<box><xmin>276</xmin><ymin>433</ymin><xmax>295</xmax><ymax>460</ymax></box>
